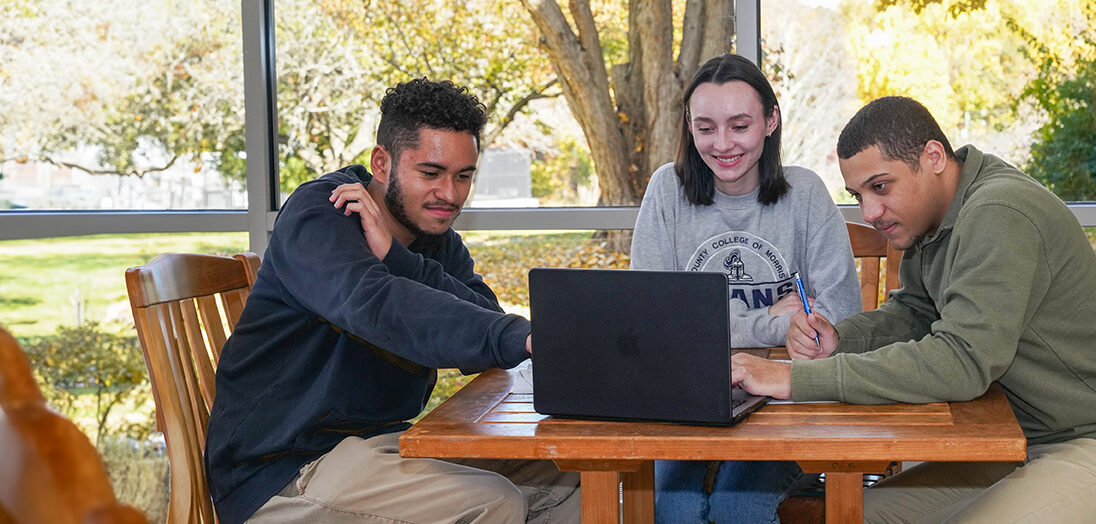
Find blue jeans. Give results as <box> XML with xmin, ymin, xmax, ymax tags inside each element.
<box><xmin>655</xmin><ymin>460</ymin><xmax>808</xmax><ymax>523</ymax></box>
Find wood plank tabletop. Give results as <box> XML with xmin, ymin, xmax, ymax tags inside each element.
<box><xmin>401</xmin><ymin>367</ymin><xmax>1026</xmax><ymax>463</ymax></box>
<box><xmin>400</xmin><ymin>359</ymin><xmax>1026</xmax><ymax>524</ymax></box>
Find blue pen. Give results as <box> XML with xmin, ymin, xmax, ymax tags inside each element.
<box><xmin>793</xmin><ymin>272</ymin><xmax>821</xmax><ymax>350</ymax></box>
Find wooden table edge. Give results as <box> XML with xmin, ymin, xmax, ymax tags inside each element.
<box><xmin>399</xmin><ymin>365</ymin><xmax>1027</xmax><ymax>524</ymax></box>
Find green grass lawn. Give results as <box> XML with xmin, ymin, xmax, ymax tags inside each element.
<box><xmin>0</xmin><ymin>232</ymin><xmax>249</xmax><ymax>338</ymax></box>
<box><xmin>0</xmin><ymin>230</ymin><xmax>627</xmax><ymax>338</ymax></box>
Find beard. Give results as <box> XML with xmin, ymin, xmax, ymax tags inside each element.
<box><xmin>384</xmin><ymin>169</ymin><xmax>454</xmax><ymax>241</ymax></box>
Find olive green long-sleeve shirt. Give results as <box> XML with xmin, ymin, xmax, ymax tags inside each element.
<box><xmin>792</xmin><ymin>145</ymin><xmax>1096</xmax><ymax>445</ymax></box>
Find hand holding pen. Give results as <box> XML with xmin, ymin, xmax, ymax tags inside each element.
<box><xmin>787</xmin><ymin>272</ymin><xmax>838</xmax><ymax>360</ymax></box>
<box><xmin>793</xmin><ymin>272</ymin><xmax>820</xmax><ymax>350</ymax></box>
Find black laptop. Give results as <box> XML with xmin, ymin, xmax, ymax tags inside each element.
<box><xmin>528</xmin><ymin>267</ymin><xmax>769</xmax><ymax>425</ymax></box>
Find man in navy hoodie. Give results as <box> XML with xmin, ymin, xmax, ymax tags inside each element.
<box><xmin>205</xmin><ymin>78</ymin><xmax>579</xmax><ymax>524</ymax></box>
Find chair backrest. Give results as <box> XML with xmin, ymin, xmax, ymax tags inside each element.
<box><xmin>846</xmin><ymin>222</ymin><xmax>902</xmax><ymax>310</ymax></box>
<box><xmin>0</xmin><ymin>326</ymin><xmax>149</xmax><ymax>524</ymax></box>
<box><xmin>125</xmin><ymin>252</ymin><xmax>260</xmax><ymax>524</ymax></box>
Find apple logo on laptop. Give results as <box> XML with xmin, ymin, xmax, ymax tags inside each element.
<box><xmin>616</xmin><ymin>327</ymin><xmax>640</xmax><ymax>358</ymax></box>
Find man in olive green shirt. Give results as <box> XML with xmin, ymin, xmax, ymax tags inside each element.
<box><xmin>733</xmin><ymin>96</ymin><xmax>1096</xmax><ymax>522</ymax></box>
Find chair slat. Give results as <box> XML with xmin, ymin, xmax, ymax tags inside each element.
<box><xmin>860</xmin><ymin>258</ymin><xmax>881</xmax><ymax>310</ymax></box>
<box><xmin>154</xmin><ymin>304</ymin><xmax>203</xmax><ymax>455</ymax></box>
<box><xmin>131</xmin><ymin>307</ymin><xmax>168</xmax><ymax>435</ymax></box>
<box><xmin>183</xmin><ymin>298</ymin><xmax>218</xmax><ymax>414</ymax></box>
<box><xmin>197</xmin><ymin>294</ymin><xmax>229</xmax><ymax>362</ymax></box>
<box><xmin>159</xmin><ymin>304</ymin><xmax>212</xmax><ymax>524</ymax></box>
<box><xmin>847</xmin><ymin>223</ymin><xmax>901</xmax><ymax>311</ymax></box>
<box><xmin>141</xmin><ymin>305</ymin><xmax>201</xmax><ymax>524</ymax></box>
<box><xmin>196</xmin><ymin>294</ymin><xmax>229</xmax><ymax>364</ymax></box>
<box><xmin>221</xmin><ymin>289</ymin><xmax>247</xmax><ymax>331</ymax></box>
<box><xmin>886</xmin><ymin>244</ymin><xmax>902</xmax><ymax>295</ymax></box>
<box><xmin>165</xmin><ymin>302</ymin><xmax>211</xmax><ymax>457</ymax></box>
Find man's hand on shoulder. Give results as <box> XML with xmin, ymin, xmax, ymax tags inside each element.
<box><xmin>330</xmin><ymin>182</ymin><xmax>393</xmax><ymax>260</ymax></box>
<box><xmin>731</xmin><ymin>353</ymin><xmax>792</xmax><ymax>399</ymax></box>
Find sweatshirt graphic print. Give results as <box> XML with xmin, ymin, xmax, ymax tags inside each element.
<box><xmin>688</xmin><ymin>231</ymin><xmax>797</xmax><ymax>310</ymax></box>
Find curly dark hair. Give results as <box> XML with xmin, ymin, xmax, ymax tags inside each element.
<box><xmin>837</xmin><ymin>96</ymin><xmax>955</xmax><ymax>170</ymax></box>
<box><xmin>376</xmin><ymin>78</ymin><xmax>487</xmax><ymax>163</ymax></box>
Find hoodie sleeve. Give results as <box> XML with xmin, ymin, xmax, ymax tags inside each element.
<box><xmin>381</xmin><ymin>233</ymin><xmax>504</xmax><ymax>313</ymax></box>
<box><xmin>265</xmin><ymin>176</ymin><xmax>530</xmax><ymax>371</ymax></box>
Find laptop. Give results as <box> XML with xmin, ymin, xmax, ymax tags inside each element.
<box><xmin>528</xmin><ymin>267</ymin><xmax>769</xmax><ymax>426</ymax></box>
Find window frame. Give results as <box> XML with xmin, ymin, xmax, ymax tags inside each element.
<box><xmin>2</xmin><ymin>0</ymin><xmax>1094</xmax><ymax>246</ymax></box>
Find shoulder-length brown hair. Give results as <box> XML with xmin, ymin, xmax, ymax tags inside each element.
<box><xmin>674</xmin><ymin>54</ymin><xmax>788</xmax><ymax>206</ymax></box>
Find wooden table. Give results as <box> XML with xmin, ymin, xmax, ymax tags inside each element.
<box><xmin>400</xmin><ymin>363</ymin><xmax>1026</xmax><ymax>524</ymax></box>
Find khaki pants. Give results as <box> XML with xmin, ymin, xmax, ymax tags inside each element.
<box><xmin>864</xmin><ymin>437</ymin><xmax>1096</xmax><ymax>523</ymax></box>
<box><xmin>248</xmin><ymin>432</ymin><xmax>580</xmax><ymax>524</ymax></box>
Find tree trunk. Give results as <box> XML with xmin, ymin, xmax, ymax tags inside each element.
<box><xmin>522</xmin><ymin>0</ymin><xmax>734</xmax><ymax>253</ymax></box>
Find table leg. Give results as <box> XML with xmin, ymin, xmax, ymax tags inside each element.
<box><xmin>580</xmin><ymin>471</ymin><xmax>621</xmax><ymax>524</ymax></box>
<box><xmin>621</xmin><ymin>461</ymin><xmax>654</xmax><ymax>524</ymax></box>
<box><xmin>824</xmin><ymin>471</ymin><xmax>863</xmax><ymax>524</ymax></box>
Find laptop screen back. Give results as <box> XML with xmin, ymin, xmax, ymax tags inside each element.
<box><xmin>529</xmin><ymin>268</ymin><xmax>738</xmax><ymax>424</ymax></box>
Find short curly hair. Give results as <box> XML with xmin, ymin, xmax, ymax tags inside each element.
<box><xmin>376</xmin><ymin>78</ymin><xmax>487</xmax><ymax>163</ymax></box>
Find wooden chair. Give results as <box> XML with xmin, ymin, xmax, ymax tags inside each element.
<box><xmin>777</xmin><ymin>223</ymin><xmax>902</xmax><ymax>523</ymax></box>
<box><xmin>846</xmin><ymin>221</ymin><xmax>902</xmax><ymax>310</ymax></box>
<box><xmin>125</xmin><ymin>252</ymin><xmax>261</xmax><ymax>524</ymax></box>
<box><xmin>0</xmin><ymin>325</ymin><xmax>149</xmax><ymax>524</ymax></box>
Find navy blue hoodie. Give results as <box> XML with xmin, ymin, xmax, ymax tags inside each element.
<box><xmin>204</xmin><ymin>165</ymin><xmax>531</xmax><ymax>524</ymax></box>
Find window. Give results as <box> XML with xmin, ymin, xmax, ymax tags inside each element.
<box><xmin>762</xmin><ymin>0</ymin><xmax>1096</xmax><ymax>214</ymax></box>
<box><xmin>271</xmin><ymin>0</ymin><xmax>593</xmax><ymax>214</ymax></box>
<box><xmin>0</xmin><ymin>1</ymin><xmax>246</xmax><ymax>212</ymax></box>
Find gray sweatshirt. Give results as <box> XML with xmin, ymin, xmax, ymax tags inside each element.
<box><xmin>631</xmin><ymin>163</ymin><xmax>861</xmax><ymax>347</ymax></box>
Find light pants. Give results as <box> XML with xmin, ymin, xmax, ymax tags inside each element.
<box><xmin>864</xmin><ymin>437</ymin><xmax>1096</xmax><ymax>523</ymax></box>
<box><xmin>247</xmin><ymin>432</ymin><xmax>581</xmax><ymax>524</ymax></box>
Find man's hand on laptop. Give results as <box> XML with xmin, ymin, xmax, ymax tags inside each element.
<box><xmin>731</xmin><ymin>353</ymin><xmax>791</xmax><ymax>400</ymax></box>
<box><xmin>787</xmin><ymin>310</ymin><xmax>838</xmax><ymax>360</ymax></box>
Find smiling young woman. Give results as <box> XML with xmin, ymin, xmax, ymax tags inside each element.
<box><xmin>629</xmin><ymin>53</ymin><xmax>863</xmax><ymax>524</ymax></box>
